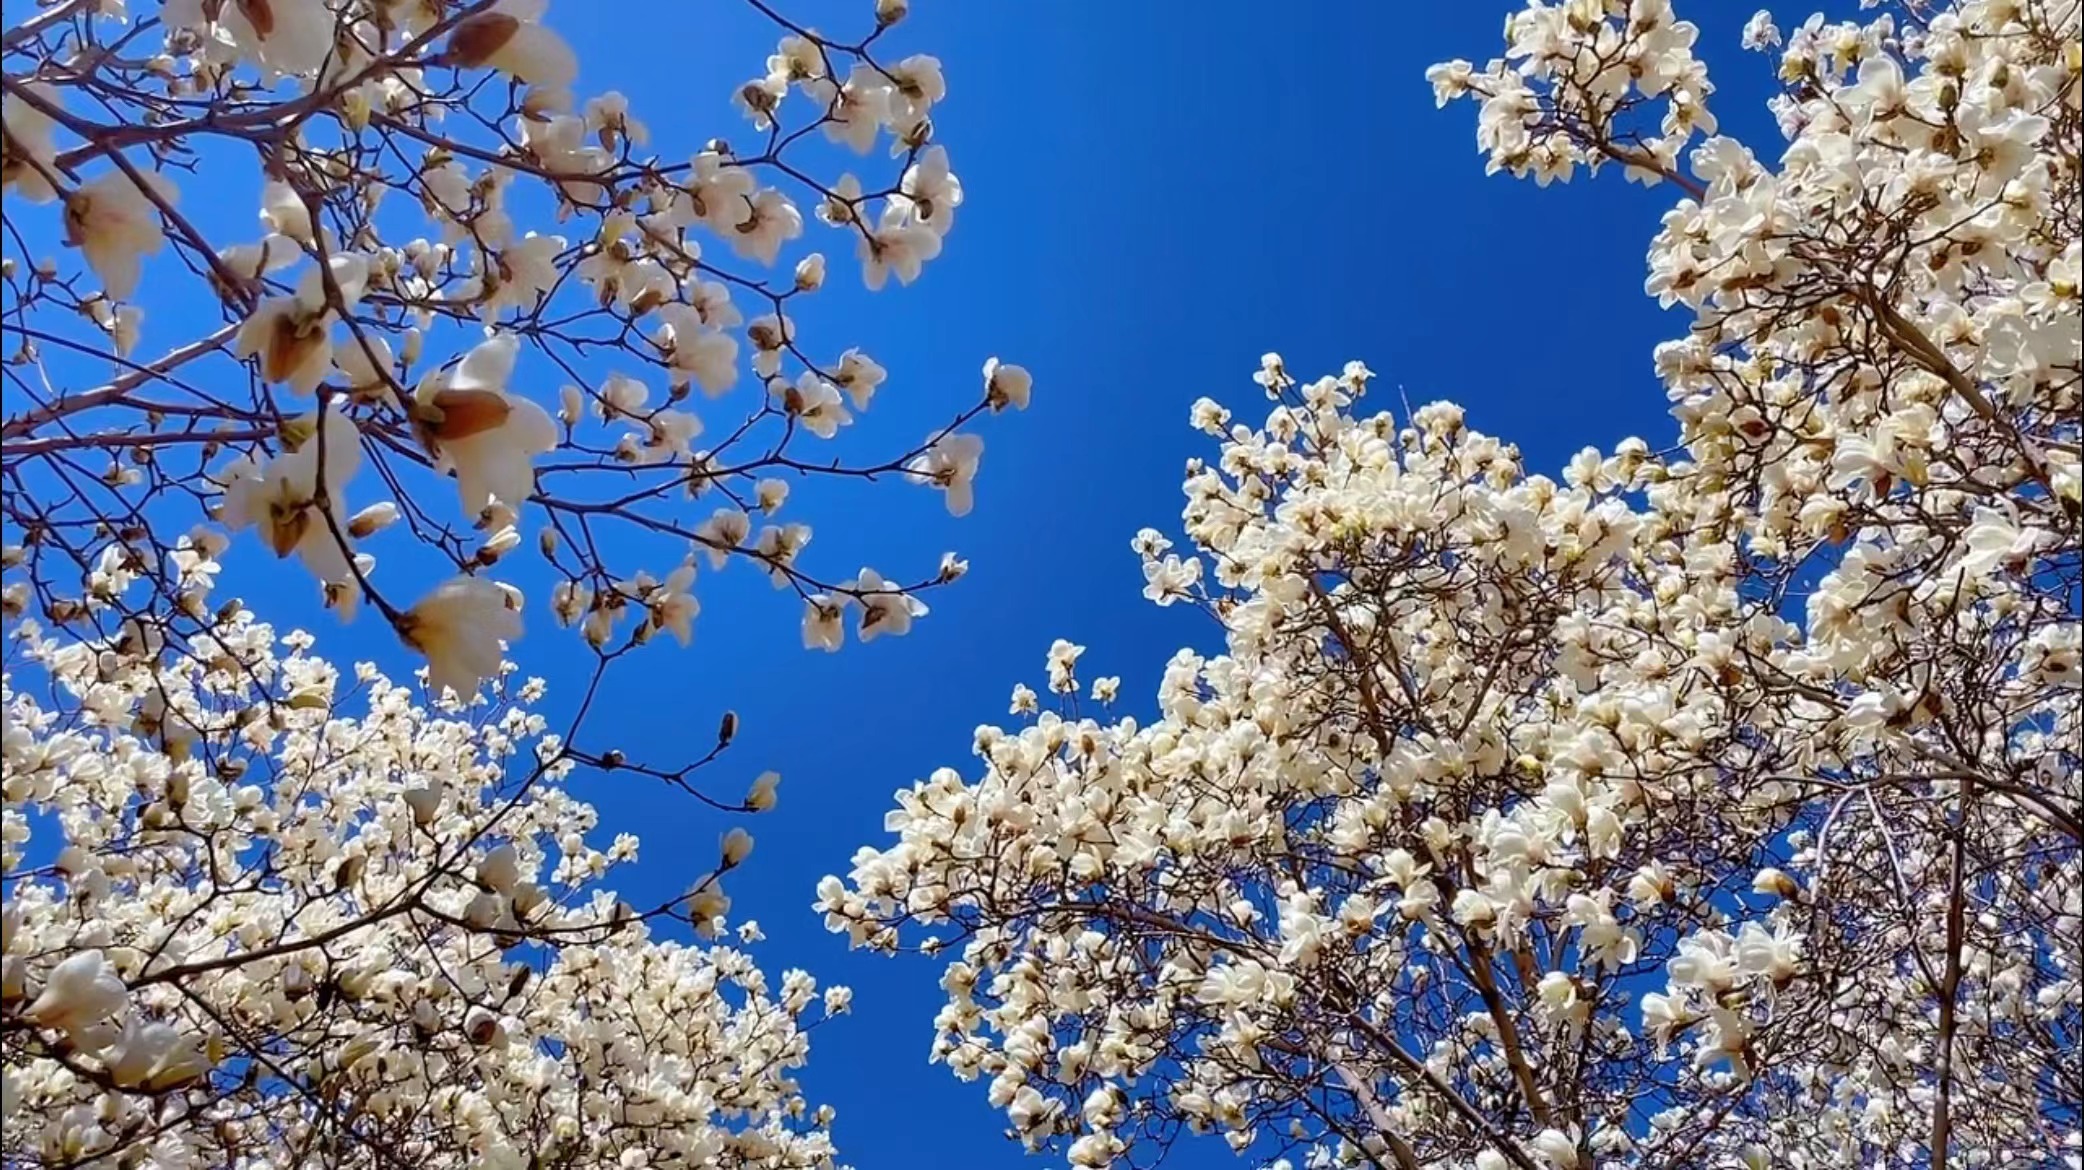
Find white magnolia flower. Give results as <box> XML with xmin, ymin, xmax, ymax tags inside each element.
<box><xmin>721</xmin><ymin>827</ymin><xmax>755</xmax><ymax>866</ymax></box>
<box><xmin>695</xmin><ymin>507</ymin><xmax>751</xmax><ymax>569</ymax></box>
<box><xmin>1957</xmin><ymin>506</ymin><xmax>2040</xmax><ymax>578</ymax></box>
<box><xmin>1045</xmin><ymin>638</ymin><xmax>1084</xmax><ymax>693</ymax></box>
<box><xmin>859</xmin><ymin>205</ymin><xmax>942</xmax><ymax>290</ymax></box>
<box><xmin>752</xmin><ymin>522</ymin><xmax>810</xmax><ymax>585</ymax></box>
<box><xmin>259</xmin><ymin>178</ymin><xmax>316</xmax><ymax>246</ymax></box>
<box><xmin>794</xmin><ymin>252</ymin><xmax>827</xmax><ymax>290</ymax></box>
<box><xmin>834</xmin><ymin>348</ymin><xmax>887</xmax><ymax>410</ymax></box>
<box><xmin>399</xmin><ymin>575</ymin><xmax>523</xmax><ymax>700</ymax></box>
<box><xmin>983</xmin><ymin>357</ymin><xmax>1031</xmax><ymax>412</ymax></box>
<box><xmin>802</xmin><ymin>594</ymin><xmax>845</xmax><ymax>652</ymax></box>
<box><xmin>444</xmin><ymin>0</ymin><xmax>578</xmax><ymax>89</ymax></box>
<box><xmin>104</xmin><ymin>1019</ymin><xmax>211</xmax><ymax>1091</ymax></box>
<box><xmin>810</xmin><ymin>64</ymin><xmax>891</xmax><ymax>154</ymax></box>
<box><xmin>849</xmin><ymin>567</ymin><xmax>925</xmax><ymax>641</ymax></box>
<box><xmin>644</xmin><ymin>561</ymin><xmax>700</xmax><ymax>646</ymax></box>
<box><xmin>24</xmin><ymin>950</ymin><xmax>127</xmax><ymax>1049</ymax></box>
<box><xmin>906</xmin><ymin>432</ymin><xmax>984</xmax><ymax>517</ymax></box>
<box><xmin>161</xmin><ymin>0</ymin><xmax>334</xmax><ymax>77</ymax></box>
<box><xmin>216</xmin><ymin>402</ymin><xmax>363</xmax><ymax>585</ymax></box>
<box><xmin>1</xmin><ymin>82</ymin><xmax>64</xmax><ymax>203</ymax></box>
<box><xmin>654</xmin><ymin>303</ymin><xmax>740</xmax><ymax>396</ymax></box>
<box><xmin>466</xmin><ymin>232</ymin><xmax>566</xmax><ymax>322</ymax></box>
<box><xmin>333</xmin><ymin>333</ymin><xmax>397</xmax><ymax>395</ymax></box>
<box><xmin>777</xmin><ymin>372</ymin><xmax>851</xmax><ymax>439</ymax></box>
<box><xmin>584</xmin><ymin>90</ymin><xmax>649</xmax><ymax>146</ymax></box>
<box><xmin>232</xmin><ymin>255</ymin><xmax>371</xmax><ymax>394</ymax></box>
<box><xmin>416</xmin><ymin>333</ymin><xmax>559</xmax><ymax>517</ymax></box>
<box><xmin>746</xmin><ymin>771</ymin><xmax>781</xmax><ymax>811</ymax></box>
<box><xmin>887</xmin><ymin>54</ymin><xmax>945</xmax><ymax>126</ymax></box>
<box><xmin>894</xmin><ymin>145</ymin><xmax>963</xmax><ymax>233</ymax></box>
<box><xmin>727</xmin><ymin>188</ymin><xmax>803</xmax><ymax>265</ymax></box>
<box><xmin>64</xmin><ymin>170</ymin><xmax>175</xmax><ymax>299</ymax></box>
<box><xmin>217</xmin><ymin>233</ymin><xmax>302</xmax><ymax>283</ymax></box>
<box><xmin>682</xmin><ymin>151</ymin><xmax>756</xmax><ymax>233</ymax></box>
<box><xmin>1740</xmin><ymin>10</ymin><xmax>1782</xmax><ymax>51</ymax></box>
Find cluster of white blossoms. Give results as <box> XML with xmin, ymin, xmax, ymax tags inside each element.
<box><xmin>2</xmin><ymin>0</ymin><xmax>1029</xmax><ymax>704</ymax></box>
<box><xmin>2</xmin><ymin>603</ymin><xmax>842</xmax><ymax>1168</ymax></box>
<box><xmin>828</xmin><ymin>3</ymin><xmax>2080</xmax><ymax>1168</ymax></box>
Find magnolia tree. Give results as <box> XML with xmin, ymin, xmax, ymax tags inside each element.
<box><xmin>1</xmin><ymin>0</ymin><xmax>1024</xmax><ymax>1164</ymax></box>
<box><xmin>2</xmin><ymin>0</ymin><xmax>1025</xmax><ymax>670</ymax></box>
<box><xmin>824</xmin><ymin>3</ymin><xmax>2081</xmax><ymax>1169</ymax></box>
<box><xmin>4</xmin><ymin>620</ymin><xmax>852</xmax><ymax>1167</ymax></box>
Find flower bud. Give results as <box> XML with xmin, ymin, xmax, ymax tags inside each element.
<box><xmin>1752</xmin><ymin>867</ymin><xmax>1800</xmax><ymax>900</ymax></box>
<box><xmin>794</xmin><ymin>253</ymin><xmax>826</xmax><ymax>291</ymax></box>
<box><xmin>340</xmin><ymin>88</ymin><xmax>372</xmax><ymax>131</ymax></box>
<box><xmin>721</xmin><ymin>827</ymin><xmax>754</xmax><ymax>867</ymax></box>
<box><xmin>348</xmin><ymin>502</ymin><xmax>400</xmax><ymax>539</ymax></box>
<box><xmin>746</xmin><ymin>771</ymin><xmax>780</xmax><ymax>812</ymax></box>
<box><xmin>444</xmin><ymin>13</ymin><xmax>521</xmax><ymax>69</ymax></box>
<box><xmin>403</xmin><ymin>782</ymin><xmax>443</xmax><ymax>826</ymax></box>
<box><xmin>475</xmin><ymin>525</ymin><xmax>521</xmax><ymax>566</ymax></box>
<box><xmin>463</xmin><ymin>1005</ymin><xmax>501</xmax><ymax>1046</ymax></box>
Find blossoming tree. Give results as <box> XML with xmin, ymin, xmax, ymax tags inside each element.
<box><xmin>5</xmin><ymin>619</ymin><xmax>855</xmax><ymax>1166</ymax></box>
<box><xmin>2</xmin><ymin>0</ymin><xmax>1021</xmax><ymax>1163</ymax></box>
<box><xmin>823</xmin><ymin>3</ymin><xmax>2081</xmax><ymax>1168</ymax></box>
<box><xmin>3</xmin><ymin>0</ymin><xmax>1025</xmax><ymax>681</ymax></box>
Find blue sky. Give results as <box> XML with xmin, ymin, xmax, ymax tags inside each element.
<box><xmin>13</xmin><ymin>1</ymin><xmax>1787</xmax><ymax>1166</ymax></box>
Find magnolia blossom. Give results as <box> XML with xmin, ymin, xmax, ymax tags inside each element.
<box><xmin>983</xmin><ymin>357</ymin><xmax>1032</xmax><ymax>412</ymax></box>
<box><xmin>11</xmin><ymin>0</ymin><xmax>1012</xmax><ymax>688</ymax></box>
<box><xmin>654</xmin><ymin>302</ymin><xmax>741</xmax><ymax>395</ymax></box>
<box><xmin>1044</xmin><ymin>638</ymin><xmax>1084</xmax><ymax>693</ymax></box>
<box><xmin>63</xmin><ymin>170</ymin><xmax>173</xmax><ymax>299</ymax></box>
<box><xmin>802</xmin><ymin>594</ymin><xmax>845</xmax><ymax>651</ymax></box>
<box><xmin>2</xmin><ymin>13</ymin><xmax>1039</xmax><ymax>1160</ymax></box>
<box><xmin>159</xmin><ymin>0</ymin><xmax>337</xmax><ymax>77</ymax></box>
<box><xmin>834</xmin><ymin>348</ymin><xmax>888</xmax><ymax>410</ymax></box>
<box><xmin>464</xmin><ymin>232</ymin><xmax>565</xmax><ymax>321</ymax></box>
<box><xmin>104</xmin><ymin>1019</ymin><xmax>212</xmax><ymax>1092</ymax></box>
<box><xmin>859</xmin><ymin>207</ymin><xmax>942</xmax><ymax>290</ymax></box>
<box><xmin>833</xmin><ymin>354</ymin><xmax>2079</xmax><ymax>1170</ymax></box>
<box><xmin>258</xmin><ymin>179</ymin><xmax>316</xmax><ymax>246</ymax></box>
<box><xmin>641</xmin><ymin>560</ymin><xmax>700</xmax><ymax>646</ymax></box>
<box><xmin>894</xmin><ymin>145</ymin><xmax>963</xmax><ymax>233</ymax></box>
<box><xmin>417</xmin><ymin>333</ymin><xmax>559</xmax><ymax>517</ymax></box>
<box><xmin>746</xmin><ymin>770</ymin><xmax>782</xmax><ymax>811</ymax></box>
<box><xmin>232</xmin><ymin>254</ymin><xmax>372</xmax><ymax>394</ymax></box>
<box><xmin>811</xmin><ymin>64</ymin><xmax>893</xmax><ymax>153</ymax></box>
<box><xmin>1</xmin><ymin>82</ymin><xmax>63</xmax><ymax>203</ymax></box>
<box><xmin>24</xmin><ymin>950</ymin><xmax>128</xmax><ymax>1049</ymax></box>
<box><xmin>849</xmin><ymin>567</ymin><xmax>925</xmax><ymax>642</ymax></box>
<box><xmin>444</xmin><ymin>0</ymin><xmax>578</xmax><ymax>89</ymax></box>
<box><xmin>777</xmin><ymin>371</ymin><xmax>851</xmax><ymax>438</ymax></box>
<box><xmin>216</xmin><ymin>402</ymin><xmax>364</xmax><ymax>586</ymax></box>
<box><xmin>399</xmin><ymin>575</ymin><xmax>523</xmax><ymax>699</ymax></box>
<box><xmin>729</xmin><ymin>188</ymin><xmax>805</xmax><ymax>265</ymax></box>
<box><xmin>906</xmin><ymin>432</ymin><xmax>985</xmax><ymax>516</ymax></box>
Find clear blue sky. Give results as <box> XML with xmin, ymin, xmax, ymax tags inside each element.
<box><xmin>55</xmin><ymin>2</ymin><xmax>1782</xmax><ymax>1165</ymax></box>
